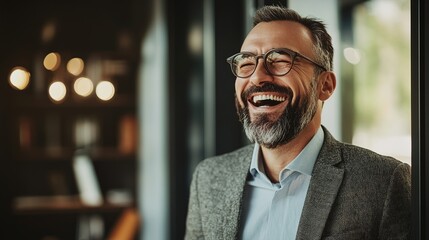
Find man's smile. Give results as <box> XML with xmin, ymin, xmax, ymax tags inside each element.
<box><xmin>247</xmin><ymin>92</ymin><xmax>289</xmax><ymax>113</ymax></box>
<box><xmin>249</xmin><ymin>93</ymin><xmax>287</xmax><ymax>107</ymax></box>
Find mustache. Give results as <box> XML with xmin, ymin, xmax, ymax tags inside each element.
<box><xmin>241</xmin><ymin>83</ymin><xmax>293</xmax><ymax>103</ymax></box>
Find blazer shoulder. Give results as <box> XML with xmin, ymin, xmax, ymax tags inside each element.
<box><xmin>339</xmin><ymin>141</ymin><xmax>410</xmax><ymax>174</ymax></box>
<box><xmin>194</xmin><ymin>144</ymin><xmax>253</xmax><ymax>175</ymax></box>
<box><xmin>320</xmin><ymin>127</ymin><xmax>409</xmax><ymax>176</ymax></box>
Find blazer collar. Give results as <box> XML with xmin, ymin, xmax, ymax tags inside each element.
<box><xmin>221</xmin><ymin>127</ymin><xmax>344</xmax><ymax>239</ymax></box>
<box><xmin>296</xmin><ymin>126</ymin><xmax>345</xmax><ymax>239</ymax></box>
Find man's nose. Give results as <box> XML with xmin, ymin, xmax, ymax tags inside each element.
<box><xmin>249</xmin><ymin>59</ymin><xmax>273</xmax><ymax>86</ymax></box>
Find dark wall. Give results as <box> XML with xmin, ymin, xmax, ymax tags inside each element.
<box><xmin>411</xmin><ymin>0</ymin><xmax>428</xmax><ymax>238</ymax></box>
<box><xmin>166</xmin><ymin>0</ymin><xmax>246</xmax><ymax>238</ymax></box>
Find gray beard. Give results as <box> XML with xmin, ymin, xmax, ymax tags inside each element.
<box><xmin>237</xmin><ymin>81</ymin><xmax>318</xmax><ymax>149</ymax></box>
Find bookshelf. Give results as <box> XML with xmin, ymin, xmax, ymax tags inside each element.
<box><xmin>0</xmin><ymin>0</ymin><xmax>146</xmax><ymax>238</ymax></box>
<box><xmin>5</xmin><ymin>50</ymin><xmax>139</xmax><ymax>239</ymax></box>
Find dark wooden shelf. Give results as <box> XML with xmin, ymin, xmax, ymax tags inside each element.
<box><xmin>17</xmin><ymin>147</ymin><xmax>136</xmax><ymax>162</ymax></box>
<box><xmin>1</xmin><ymin>3</ymin><xmax>140</xmax><ymax>238</ymax></box>
<box><xmin>13</xmin><ymin>195</ymin><xmax>134</xmax><ymax>215</ymax></box>
<box><xmin>8</xmin><ymin>94</ymin><xmax>136</xmax><ymax>113</ymax></box>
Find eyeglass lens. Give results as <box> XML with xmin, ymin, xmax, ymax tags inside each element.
<box><xmin>231</xmin><ymin>49</ymin><xmax>294</xmax><ymax>78</ymax></box>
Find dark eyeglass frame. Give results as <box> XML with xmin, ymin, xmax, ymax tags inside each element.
<box><xmin>226</xmin><ymin>48</ymin><xmax>327</xmax><ymax>78</ymax></box>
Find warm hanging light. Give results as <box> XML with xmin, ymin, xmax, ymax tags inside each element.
<box><xmin>74</xmin><ymin>77</ymin><xmax>94</xmax><ymax>97</ymax></box>
<box><xmin>43</xmin><ymin>52</ymin><xmax>61</xmax><ymax>71</ymax></box>
<box><xmin>95</xmin><ymin>81</ymin><xmax>115</xmax><ymax>101</ymax></box>
<box><xmin>9</xmin><ymin>67</ymin><xmax>31</xmax><ymax>90</ymax></box>
<box><xmin>48</xmin><ymin>81</ymin><xmax>67</xmax><ymax>102</ymax></box>
<box><xmin>67</xmin><ymin>57</ymin><xmax>84</xmax><ymax>76</ymax></box>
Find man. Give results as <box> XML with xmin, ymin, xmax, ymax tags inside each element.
<box><xmin>185</xmin><ymin>6</ymin><xmax>411</xmax><ymax>240</ymax></box>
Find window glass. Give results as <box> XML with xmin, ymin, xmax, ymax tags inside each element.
<box><xmin>349</xmin><ymin>0</ymin><xmax>411</xmax><ymax>164</ymax></box>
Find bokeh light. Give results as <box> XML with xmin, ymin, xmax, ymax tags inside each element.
<box><xmin>343</xmin><ymin>47</ymin><xmax>361</xmax><ymax>65</ymax></box>
<box><xmin>43</xmin><ymin>52</ymin><xmax>61</xmax><ymax>71</ymax></box>
<box><xmin>67</xmin><ymin>58</ymin><xmax>84</xmax><ymax>76</ymax></box>
<box><xmin>95</xmin><ymin>81</ymin><xmax>115</xmax><ymax>101</ymax></box>
<box><xmin>9</xmin><ymin>67</ymin><xmax>31</xmax><ymax>90</ymax></box>
<box><xmin>48</xmin><ymin>81</ymin><xmax>67</xmax><ymax>102</ymax></box>
<box><xmin>74</xmin><ymin>77</ymin><xmax>94</xmax><ymax>97</ymax></box>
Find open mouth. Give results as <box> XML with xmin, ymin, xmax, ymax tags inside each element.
<box><xmin>249</xmin><ymin>94</ymin><xmax>286</xmax><ymax>107</ymax></box>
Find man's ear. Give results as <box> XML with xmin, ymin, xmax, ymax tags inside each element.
<box><xmin>318</xmin><ymin>71</ymin><xmax>336</xmax><ymax>101</ymax></box>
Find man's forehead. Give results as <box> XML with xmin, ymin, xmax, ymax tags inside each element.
<box><xmin>241</xmin><ymin>20</ymin><xmax>313</xmax><ymax>54</ymax></box>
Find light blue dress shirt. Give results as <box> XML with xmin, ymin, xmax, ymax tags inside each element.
<box><xmin>239</xmin><ymin>127</ymin><xmax>324</xmax><ymax>240</ymax></box>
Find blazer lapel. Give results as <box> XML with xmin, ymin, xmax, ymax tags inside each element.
<box><xmin>296</xmin><ymin>127</ymin><xmax>345</xmax><ymax>239</ymax></box>
<box><xmin>220</xmin><ymin>145</ymin><xmax>253</xmax><ymax>239</ymax></box>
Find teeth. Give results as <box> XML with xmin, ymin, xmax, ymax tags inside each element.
<box><xmin>253</xmin><ymin>95</ymin><xmax>285</xmax><ymax>103</ymax></box>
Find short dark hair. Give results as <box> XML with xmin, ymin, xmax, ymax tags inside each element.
<box><xmin>253</xmin><ymin>6</ymin><xmax>333</xmax><ymax>72</ymax></box>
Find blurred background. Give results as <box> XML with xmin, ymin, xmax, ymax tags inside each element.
<box><xmin>0</xmin><ymin>0</ymin><xmax>411</xmax><ymax>239</ymax></box>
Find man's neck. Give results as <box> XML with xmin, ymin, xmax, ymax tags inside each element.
<box><xmin>260</xmin><ymin>123</ymin><xmax>320</xmax><ymax>183</ymax></box>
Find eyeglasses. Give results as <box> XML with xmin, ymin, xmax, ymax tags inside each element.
<box><xmin>226</xmin><ymin>48</ymin><xmax>326</xmax><ymax>78</ymax></box>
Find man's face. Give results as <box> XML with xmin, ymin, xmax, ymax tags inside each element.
<box><xmin>235</xmin><ymin>20</ymin><xmax>321</xmax><ymax>148</ymax></box>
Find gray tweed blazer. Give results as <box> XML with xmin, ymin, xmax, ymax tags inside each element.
<box><xmin>185</xmin><ymin>127</ymin><xmax>411</xmax><ymax>240</ymax></box>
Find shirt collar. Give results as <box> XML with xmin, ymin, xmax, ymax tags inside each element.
<box><xmin>249</xmin><ymin>126</ymin><xmax>324</xmax><ymax>179</ymax></box>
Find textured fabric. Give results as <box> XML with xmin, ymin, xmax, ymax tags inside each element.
<box><xmin>185</xmin><ymin>126</ymin><xmax>411</xmax><ymax>240</ymax></box>
<box><xmin>238</xmin><ymin>127</ymin><xmax>324</xmax><ymax>240</ymax></box>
